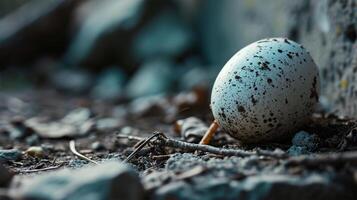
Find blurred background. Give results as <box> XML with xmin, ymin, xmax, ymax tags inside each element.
<box><xmin>0</xmin><ymin>0</ymin><xmax>356</xmax><ymax>116</ymax></box>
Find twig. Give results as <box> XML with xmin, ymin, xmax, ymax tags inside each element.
<box><xmin>124</xmin><ymin>132</ymin><xmax>286</xmax><ymax>161</ymax></box>
<box><xmin>199</xmin><ymin>120</ymin><xmax>219</xmax><ymax>145</ymax></box>
<box><xmin>116</xmin><ymin>134</ymin><xmax>144</xmax><ymax>142</ymax></box>
<box><xmin>123</xmin><ymin>133</ymin><xmax>165</xmax><ymax>163</ymax></box>
<box><xmin>157</xmin><ymin>133</ymin><xmax>286</xmax><ymax>158</ymax></box>
<box><xmin>69</xmin><ymin>140</ymin><xmax>99</xmax><ymax>165</ymax></box>
<box><xmin>287</xmin><ymin>150</ymin><xmax>357</xmax><ymax>167</ymax></box>
<box><xmin>20</xmin><ymin>164</ymin><xmax>63</xmax><ymax>173</ymax></box>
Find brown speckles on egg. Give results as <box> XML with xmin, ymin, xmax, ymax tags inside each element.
<box><xmin>237</xmin><ymin>106</ymin><xmax>246</xmax><ymax>113</ymax></box>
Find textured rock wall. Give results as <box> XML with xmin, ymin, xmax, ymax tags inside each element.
<box><xmin>204</xmin><ymin>0</ymin><xmax>357</xmax><ymax>117</ymax></box>
<box><xmin>292</xmin><ymin>0</ymin><xmax>357</xmax><ymax>117</ymax></box>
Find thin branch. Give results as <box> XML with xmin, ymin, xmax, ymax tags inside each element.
<box><xmin>123</xmin><ymin>133</ymin><xmax>165</xmax><ymax>163</ymax></box>
<box><xmin>20</xmin><ymin>164</ymin><xmax>63</xmax><ymax>173</ymax></box>
<box><xmin>287</xmin><ymin>150</ymin><xmax>357</xmax><ymax>167</ymax></box>
<box><xmin>116</xmin><ymin>134</ymin><xmax>144</xmax><ymax>142</ymax></box>
<box><xmin>157</xmin><ymin>133</ymin><xmax>286</xmax><ymax>159</ymax></box>
<box><xmin>124</xmin><ymin>132</ymin><xmax>286</xmax><ymax>162</ymax></box>
<box><xmin>199</xmin><ymin>120</ymin><xmax>219</xmax><ymax>145</ymax></box>
<box><xmin>69</xmin><ymin>140</ymin><xmax>99</xmax><ymax>165</ymax></box>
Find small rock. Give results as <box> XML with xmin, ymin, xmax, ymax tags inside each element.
<box><xmin>25</xmin><ymin>108</ymin><xmax>95</xmax><ymax>138</ymax></box>
<box><xmin>132</xmin><ymin>11</ymin><xmax>193</xmax><ymax>61</ymax></box>
<box><xmin>51</xmin><ymin>69</ymin><xmax>93</xmax><ymax>94</ymax></box>
<box><xmin>0</xmin><ymin>149</ymin><xmax>22</xmax><ymax>162</ymax></box>
<box><xmin>174</xmin><ymin>117</ymin><xmax>208</xmax><ymax>143</ymax></box>
<box><xmin>0</xmin><ymin>0</ymin><xmax>82</xmax><ymax>66</ymax></box>
<box><xmin>68</xmin><ymin>159</ymin><xmax>89</xmax><ymax>169</ymax></box>
<box><xmin>291</xmin><ymin>131</ymin><xmax>320</xmax><ymax>151</ymax></box>
<box><xmin>128</xmin><ymin>95</ymin><xmax>171</xmax><ymax>118</ymax></box>
<box><xmin>0</xmin><ymin>164</ymin><xmax>13</xmax><ymax>187</ymax></box>
<box><xmin>8</xmin><ymin>117</ymin><xmax>33</xmax><ymax>139</ymax></box>
<box><xmin>10</xmin><ymin>161</ymin><xmax>144</xmax><ymax>200</ymax></box>
<box><xmin>25</xmin><ymin>134</ymin><xmax>40</xmax><ymax>146</ymax></box>
<box><xmin>64</xmin><ymin>0</ymin><xmax>150</xmax><ymax>68</ymax></box>
<box><xmin>125</xmin><ymin>59</ymin><xmax>175</xmax><ymax>98</ymax></box>
<box><xmin>91</xmin><ymin>141</ymin><xmax>105</xmax><ymax>151</ymax></box>
<box><xmin>288</xmin><ymin>131</ymin><xmax>320</xmax><ymax>156</ymax></box>
<box><xmin>91</xmin><ymin>68</ymin><xmax>126</xmax><ymax>100</ymax></box>
<box><xmin>25</xmin><ymin>146</ymin><xmax>44</xmax><ymax>158</ymax></box>
<box><xmin>62</xmin><ymin>108</ymin><xmax>92</xmax><ymax>125</ymax></box>
<box><xmin>153</xmin><ymin>173</ymin><xmax>356</xmax><ymax>200</ymax></box>
<box><xmin>96</xmin><ymin>118</ymin><xmax>123</xmax><ymax>132</ymax></box>
<box><xmin>287</xmin><ymin>146</ymin><xmax>310</xmax><ymax>156</ymax></box>
<box><xmin>179</xmin><ymin>67</ymin><xmax>213</xmax><ymax>90</ymax></box>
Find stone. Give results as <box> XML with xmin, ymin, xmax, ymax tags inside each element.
<box><xmin>153</xmin><ymin>173</ymin><xmax>356</xmax><ymax>200</ymax></box>
<box><xmin>0</xmin><ymin>164</ymin><xmax>13</xmax><ymax>187</ymax></box>
<box><xmin>51</xmin><ymin>69</ymin><xmax>93</xmax><ymax>94</ymax></box>
<box><xmin>132</xmin><ymin>11</ymin><xmax>193</xmax><ymax>62</ymax></box>
<box><xmin>287</xmin><ymin>145</ymin><xmax>310</xmax><ymax>156</ymax></box>
<box><xmin>25</xmin><ymin>108</ymin><xmax>95</xmax><ymax>138</ymax></box>
<box><xmin>0</xmin><ymin>0</ymin><xmax>82</xmax><ymax>67</ymax></box>
<box><xmin>174</xmin><ymin>117</ymin><xmax>208</xmax><ymax>143</ymax></box>
<box><xmin>0</xmin><ymin>149</ymin><xmax>22</xmax><ymax>162</ymax></box>
<box><xmin>288</xmin><ymin>0</ymin><xmax>357</xmax><ymax>117</ymax></box>
<box><xmin>91</xmin><ymin>68</ymin><xmax>126</xmax><ymax>100</ymax></box>
<box><xmin>125</xmin><ymin>59</ymin><xmax>175</xmax><ymax>98</ymax></box>
<box><xmin>291</xmin><ymin>131</ymin><xmax>319</xmax><ymax>151</ymax></box>
<box><xmin>96</xmin><ymin>118</ymin><xmax>123</xmax><ymax>132</ymax></box>
<box><xmin>63</xmin><ymin>0</ymin><xmax>159</xmax><ymax>69</ymax></box>
<box><xmin>10</xmin><ymin>161</ymin><xmax>144</xmax><ymax>200</ymax></box>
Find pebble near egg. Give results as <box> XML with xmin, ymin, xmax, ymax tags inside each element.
<box><xmin>211</xmin><ymin>38</ymin><xmax>320</xmax><ymax>143</ymax></box>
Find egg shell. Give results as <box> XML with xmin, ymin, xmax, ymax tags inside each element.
<box><xmin>211</xmin><ymin>38</ymin><xmax>320</xmax><ymax>143</ymax></box>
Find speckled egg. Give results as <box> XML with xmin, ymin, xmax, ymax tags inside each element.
<box><xmin>211</xmin><ymin>38</ymin><xmax>320</xmax><ymax>143</ymax></box>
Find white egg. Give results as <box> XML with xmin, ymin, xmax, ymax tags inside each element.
<box><xmin>211</xmin><ymin>38</ymin><xmax>320</xmax><ymax>143</ymax></box>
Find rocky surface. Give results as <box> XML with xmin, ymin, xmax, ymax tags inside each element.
<box><xmin>9</xmin><ymin>161</ymin><xmax>144</xmax><ymax>200</ymax></box>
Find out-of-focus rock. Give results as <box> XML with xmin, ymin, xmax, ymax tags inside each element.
<box><xmin>0</xmin><ymin>164</ymin><xmax>13</xmax><ymax>187</ymax></box>
<box><xmin>291</xmin><ymin>131</ymin><xmax>319</xmax><ymax>151</ymax></box>
<box><xmin>10</xmin><ymin>161</ymin><xmax>144</xmax><ymax>200</ymax></box>
<box><xmin>125</xmin><ymin>59</ymin><xmax>175</xmax><ymax>98</ymax></box>
<box><xmin>128</xmin><ymin>95</ymin><xmax>171</xmax><ymax>118</ymax></box>
<box><xmin>25</xmin><ymin>108</ymin><xmax>95</xmax><ymax>138</ymax></box>
<box><xmin>179</xmin><ymin>67</ymin><xmax>214</xmax><ymax>91</ymax></box>
<box><xmin>96</xmin><ymin>118</ymin><xmax>123</xmax><ymax>132</ymax></box>
<box><xmin>0</xmin><ymin>0</ymin><xmax>83</xmax><ymax>67</ymax></box>
<box><xmin>153</xmin><ymin>173</ymin><xmax>356</xmax><ymax>200</ymax></box>
<box><xmin>288</xmin><ymin>131</ymin><xmax>319</xmax><ymax>156</ymax></box>
<box><xmin>24</xmin><ymin>146</ymin><xmax>45</xmax><ymax>158</ymax></box>
<box><xmin>51</xmin><ymin>69</ymin><xmax>93</xmax><ymax>94</ymax></box>
<box><xmin>290</xmin><ymin>0</ymin><xmax>357</xmax><ymax>117</ymax></box>
<box><xmin>64</xmin><ymin>0</ymin><xmax>165</xmax><ymax>69</ymax></box>
<box><xmin>132</xmin><ymin>11</ymin><xmax>193</xmax><ymax>62</ymax></box>
<box><xmin>174</xmin><ymin>117</ymin><xmax>208</xmax><ymax>143</ymax></box>
<box><xmin>0</xmin><ymin>149</ymin><xmax>22</xmax><ymax>162</ymax></box>
<box><xmin>199</xmin><ymin>0</ymin><xmax>289</xmax><ymax>66</ymax></box>
<box><xmin>91</xmin><ymin>68</ymin><xmax>126</xmax><ymax>100</ymax></box>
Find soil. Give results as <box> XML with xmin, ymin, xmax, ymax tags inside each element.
<box><xmin>1</xmin><ymin>88</ymin><xmax>357</xmax><ymax>199</ymax></box>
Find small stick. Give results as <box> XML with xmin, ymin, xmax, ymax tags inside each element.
<box><xmin>199</xmin><ymin>120</ymin><xmax>219</xmax><ymax>145</ymax></box>
<box><xmin>123</xmin><ymin>133</ymin><xmax>165</xmax><ymax>163</ymax></box>
<box><xmin>20</xmin><ymin>164</ymin><xmax>63</xmax><ymax>173</ymax></box>
<box><xmin>125</xmin><ymin>132</ymin><xmax>286</xmax><ymax>160</ymax></box>
<box><xmin>69</xmin><ymin>140</ymin><xmax>99</xmax><ymax>165</ymax></box>
<box><xmin>287</xmin><ymin>150</ymin><xmax>357</xmax><ymax>167</ymax></box>
<box><xmin>116</xmin><ymin>134</ymin><xmax>144</xmax><ymax>142</ymax></box>
<box><xmin>159</xmin><ymin>133</ymin><xmax>286</xmax><ymax>159</ymax></box>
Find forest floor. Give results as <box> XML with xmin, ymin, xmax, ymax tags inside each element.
<box><xmin>1</xmin><ymin>89</ymin><xmax>357</xmax><ymax>200</ymax></box>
